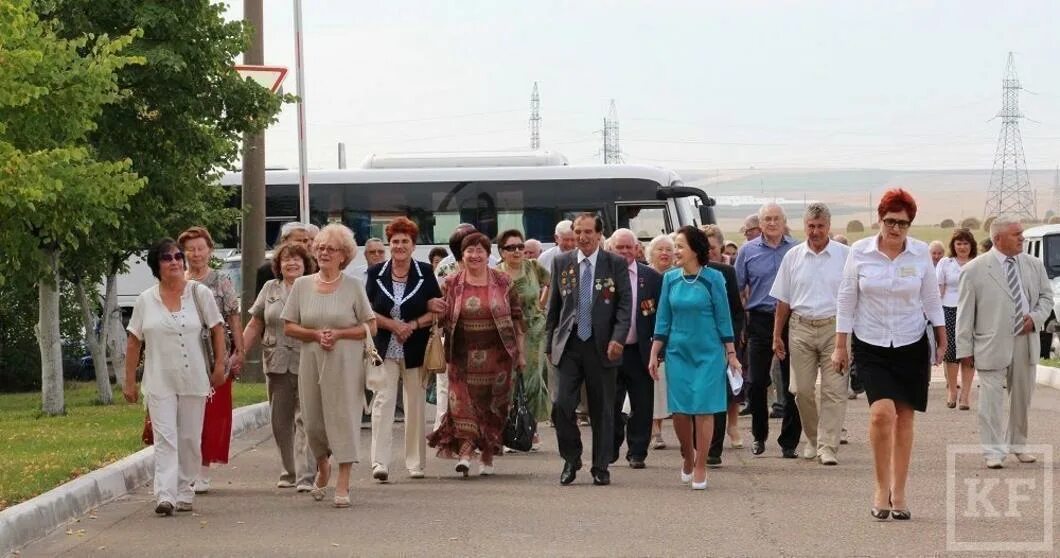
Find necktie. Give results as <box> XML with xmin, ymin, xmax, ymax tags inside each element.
<box><xmin>626</xmin><ymin>265</ymin><xmax>637</xmax><ymax>344</ymax></box>
<box><xmin>577</xmin><ymin>258</ymin><xmax>593</xmax><ymax>341</ymax></box>
<box><xmin>1004</xmin><ymin>256</ymin><xmax>1023</xmax><ymax>335</ymax></box>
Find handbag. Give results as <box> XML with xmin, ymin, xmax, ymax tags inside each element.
<box><xmin>362</xmin><ymin>321</ymin><xmax>385</xmax><ymax>374</ymax></box>
<box><xmin>190</xmin><ymin>283</ymin><xmax>216</xmax><ymax>379</ymax></box>
<box><xmin>502</xmin><ymin>375</ymin><xmax>537</xmax><ymax>452</ymax></box>
<box><xmin>423</xmin><ymin>317</ymin><xmax>447</xmax><ymax>374</ymax></box>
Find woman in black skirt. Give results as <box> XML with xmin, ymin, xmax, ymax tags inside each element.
<box><xmin>935</xmin><ymin>228</ymin><xmax>977</xmax><ymax>409</ymax></box>
<box><xmin>831</xmin><ymin>188</ymin><xmax>946</xmax><ymax>522</ymax></box>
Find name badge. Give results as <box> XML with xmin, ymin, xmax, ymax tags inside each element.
<box><xmin>899</xmin><ymin>266</ymin><xmax>916</xmax><ymax>278</ymax></box>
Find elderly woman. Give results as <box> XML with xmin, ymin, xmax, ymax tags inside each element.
<box><xmin>937</xmin><ymin>228</ymin><xmax>977</xmax><ymax>410</ymax></box>
<box><xmin>723</xmin><ymin>241</ymin><xmax>739</xmax><ymax>262</ymax></box>
<box><xmin>364</xmin><ymin>217</ymin><xmax>441</xmax><ymax>482</ymax></box>
<box><xmin>282</xmin><ymin>224</ymin><xmax>377</xmax><ymax>508</ymax></box>
<box><xmin>257</xmin><ymin>221</ymin><xmax>313</xmax><ymax>295</ymax></box>
<box><xmin>928</xmin><ymin>240</ymin><xmax>946</xmax><ymax>268</ymax></box>
<box><xmin>649</xmin><ymin>226</ymin><xmax>740</xmax><ymax>490</ymax></box>
<box><xmin>496</xmin><ymin>229</ymin><xmax>551</xmax><ymax>439</ymax></box>
<box><xmin>646</xmin><ymin>234</ymin><xmax>675</xmax><ymax>449</ymax></box>
<box><xmin>123</xmin><ymin>238</ymin><xmax>226</xmax><ymax>515</ymax></box>
<box><xmin>427</xmin><ymin>232</ymin><xmax>525</xmax><ymax>476</ymax></box>
<box><xmin>178</xmin><ymin>226</ymin><xmax>244</xmax><ymax>495</ymax></box>
<box><xmin>428</xmin><ymin>247</ymin><xmax>449</xmax><ymax>271</ymax></box>
<box><xmin>244</xmin><ymin>242</ymin><xmax>317</xmax><ymax>492</ymax></box>
<box><xmin>833</xmin><ymin>188</ymin><xmax>945</xmax><ymax>521</ymax></box>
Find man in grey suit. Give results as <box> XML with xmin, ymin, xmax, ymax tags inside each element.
<box><xmin>546</xmin><ymin>213</ymin><xmax>632</xmax><ymax>486</ymax></box>
<box><xmin>956</xmin><ymin>215</ymin><xmax>1052</xmax><ymax>469</ymax></box>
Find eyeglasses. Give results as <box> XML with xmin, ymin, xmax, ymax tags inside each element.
<box><xmin>316</xmin><ymin>245</ymin><xmax>341</xmax><ymax>254</ymax></box>
<box><xmin>882</xmin><ymin>218</ymin><xmax>912</xmax><ymax>230</ymax></box>
<box><xmin>365</xmin><ymin>249</ymin><xmax>386</xmax><ymax>255</ymax></box>
<box><xmin>160</xmin><ymin>252</ymin><xmax>185</xmax><ymax>262</ymax></box>
<box><xmin>502</xmin><ymin>243</ymin><xmax>525</xmax><ymax>252</ymax></box>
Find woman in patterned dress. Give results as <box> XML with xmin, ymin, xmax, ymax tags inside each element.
<box><xmin>427</xmin><ymin>232</ymin><xmax>525</xmax><ymax>476</ymax></box>
<box><xmin>178</xmin><ymin>226</ymin><xmax>245</xmax><ymax>495</ymax></box>
<box><xmin>496</xmin><ymin>229</ymin><xmax>551</xmax><ymax>439</ymax></box>
<box><xmin>646</xmin><ymin>234</ymin><xmax>675</xmax><ymax>449</ymax></box>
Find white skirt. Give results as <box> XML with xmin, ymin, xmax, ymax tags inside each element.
<box><xmin>652</xmin><ymin>362</ymin><xmax>670</xmax><ymax>419</ymax></box>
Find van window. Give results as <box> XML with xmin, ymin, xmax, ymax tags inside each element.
<box><xmin>1043</xmin><ymin>235</ymin><xmax>1060</xmax><ymax>279</ymax></box>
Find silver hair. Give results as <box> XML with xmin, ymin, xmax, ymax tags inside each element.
<box><xmin>611</xmin><ymin>228</ymin><xmax>637</xmax><ymax>243</ymax></box>
<box><xmin>647</xmin><ymin>234</ymin><xmax>674</xmax><ymax>267</ymax></box>
<box><xmin>365</xmin><ymin>237</ymin><xmax>384</xmax><ymax>245</ymax></box>
<box><xmin>278</xmin><ymin>221</ymin><xmax>309</xmax><ymax>243</ymax></box>
<box><xmin>554</xmin><ymin>219</ymin><xmax>574</xmax><ymax>236</ymax></box>
<box><xmin>804</xmin><ymin>202</ymin><xmax>831</xmax><ymax>223</ymax></box>
<box><xmin>758</xmin><ymin>202</ymin><xmax>787</xmax><ymax>221</ymax></box>
<box><xmin>989</xmin><ymin>214</ymin><xmax>1021</xmax><ymax>239</ymax></box>
<box><xmin>304</xmin><ymin>224</ymin><xmax>320</xmax><ymax>236</ymax></box>
<box><xmin>929</xmin><ymin>240</ymin><xmax>945</xmax><ymax>252</ymax></box>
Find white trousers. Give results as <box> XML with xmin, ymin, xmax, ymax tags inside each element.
<box><xmin>368</xmin><ymin>360</ymin><xmax>426</xmax><ymax>473</ymax></box>
<box><xmin>978</xmin><ymin>334</ymin><xmax>1036</xmax><ymax>459</ymax></box>
<box><xmin>148</xmin><ymin>393</ymin><xmax>206</xmax><ymax>505</ymax></box>
<box><xmin>434</xmin><ymin>371</ymin><xmax>449</xmax><ymax>432</ymax></box>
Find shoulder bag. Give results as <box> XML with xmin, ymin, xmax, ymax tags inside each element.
<box><xmin>423</xmin><ymin>316</ymin><xmax>447</xmax><ymax>375</ymax></box>
<box><xmin>190</xmin><ymin>283</ymin><xmax>217</xmax><ymax>380</ymax></box>
<box><xmin>362</xmin><ymin>321</ymin><xmax>385</xmax><ymax>375</ymax></box>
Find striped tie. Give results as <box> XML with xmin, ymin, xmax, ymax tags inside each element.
<box><xmin>577</xmin><ymin>258</ymin><xmax>593</xmax><ymax>341</ymax></box>
<box><xmin>1004</xmin><ymin>256</ymin><xmax>1023</xmax><ymax>335</ymax></box>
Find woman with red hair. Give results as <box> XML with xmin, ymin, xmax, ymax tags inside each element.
<box><xmin>832</xmin><ymin>188</ymin><xmax>946</xmax><ymax>521</ymax></box>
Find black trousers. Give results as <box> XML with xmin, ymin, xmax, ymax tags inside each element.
<box><xmin>613</xmin><ymin>344</ymin><xmax>654</xmax><ymax>462</ymax></box>
<box><xmin>553</xmin><ymin>336</ymin><xmax>617</xmax><ymax>472</ymax></box>
<box><xmin>747</xmin><ymin>311</ymin><xmax>802</xmax><ymax>450</ymax></box>
<box><xmin>708</xmin><ymin>384</ymin><xmax>734</xmax><ymax>459</ymax></box>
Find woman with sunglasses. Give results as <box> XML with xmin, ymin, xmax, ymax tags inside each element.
<box><xmin>833</xmin><ymin>188</ymin><xmax>945</xmax><ymax>521</ymax></box>
<box><xmin>496</xmin><ymin>229</ymin><xmax>551</xmax><ymax>444</ymax></box>
<box><xmin>178</xmin><ymin>226</ymin><xmax>245</xmax><ymax>496</ymax></box>
<box><xmin>123</xmin><ymin>239</ymin><xmax>226</xmax><ymax>515</ymax></box>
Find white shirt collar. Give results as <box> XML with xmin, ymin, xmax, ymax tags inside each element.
<box><xmin>577</xmin><ymin>247</ymin><xmax>600</xmax><ymax>268</ymax></box>
<box><xmin>992</xmin><ymin>248</ymin><xmax>1017</xmax><ymax>265</ymax></box>
<box><xmin>859</xmin><ymin>234</ymin><xmax>924</xmax><ymax>257</ymax></box>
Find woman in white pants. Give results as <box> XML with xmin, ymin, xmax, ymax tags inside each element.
<box><xmin>124</xmin><ymin>238</ymin><xmax>226</xmax><ymax>516</ymax></box>
<box><xmin>365</xmin><ymin>217</ymin><xmax>442</xmax><ymax>480</ymax></box>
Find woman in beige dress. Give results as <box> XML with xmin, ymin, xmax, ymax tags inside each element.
<box><xmin>647</xmin><ymin>234</ymin><xmax>674</xmax><ymax>449</ymax></box>
<box><xmin>282</xmin><ymin>224</ymin><xmax>377</xmax><ymax>508</ymax></box>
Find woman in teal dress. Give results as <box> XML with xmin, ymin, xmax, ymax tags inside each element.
<box><xmin>649</xmin><ymin>226</ymin><xmax>741</xmax><ymax>490</ymax></box>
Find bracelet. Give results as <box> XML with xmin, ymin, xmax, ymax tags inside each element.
<box><xmin>726</xmin><ymin>351</ymin><xmax>736</xmax><ymax>356</ymax></box>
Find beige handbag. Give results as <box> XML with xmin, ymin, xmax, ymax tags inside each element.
<box><xmin>423</xmin><ymin>317</ymin><xmax>447</xmax><ymax>375</ymax></box>
<box><xmin>362</xmin><ymin>321</ymin><xmax>384</xmax><ymax>372</ymax></box>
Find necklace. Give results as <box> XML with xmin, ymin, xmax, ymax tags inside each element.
<box><xmin>317</xmin><ymin>272</ymin><xmax>342</xmax><ymax>285</ymax></box>
<box><xmin>188</xmin><ymin>268</ymin><xmax>209</xmax><ymax>282</ymax></box>
<box><xmin>681</xmin><ymin>267</ymin><xmax>702</xmax><ymax>284</ymax></box>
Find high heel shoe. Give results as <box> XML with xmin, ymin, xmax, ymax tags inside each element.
<box><xmin>333</xmin><ymin>490</ymin><xmax>351</xmax><ymax>508</ymax></box>
<box><xmin>946</xmin><ymin>400</ymin><xmax>956</xmax><ymax>409</ymax></box>
<box><xmin>890</xmin><ymin>496</ymin><xmax>910</xmax><ymax>520</ymax></box>
<box><xmin>680</xmin><ymin>469</ymin><xmax>693</xmax><ymax>484</ymax></box>
<box><xmin>455</xmin><ymin>458</ymin><xmax>471</xmax><ymax>477</ymax></box>
<box><xmin>692</xmin><ymin>479</ymin><xmax>708</xmax><ymax>490</ymax></box>
<box><xmin>871</xmin><ymin>494</ymin><xmax>891</xmax><ymax>520</ymax></box>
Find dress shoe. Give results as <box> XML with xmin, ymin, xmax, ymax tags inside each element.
<box><xmin>781</xmin><ymin>448</ymin><xmax>798</xmax><ymax>459</ymax></box>
<box><xmin>769</xmin><ymin>408</ymin><xmax>784</xmax><ymax>419</ymax></box>
<box><xmin>628</xmin><ymin>458</ymin><xmax>646</xmax><ymax>469</ymax></box>
<box><xmin>408</xmin><ymin>469</ymin><xmax>425</xmax><ymax>479</ymax></box>
<box><xmin>680</xmin><ymin>469</ymin><xmax>693</xmax><ymax>483</ymax></box>
<box><xmin>818</xmin><ymin>448</ymin><xmax>838</xmax><ymax>466</ymax></box>
<box><xmin>738</xmin><ymin>405</ymin><xmax>752</xmax><ymax>417</ymax></box>
<box><xmin>840</xmin><ymin>428</ymin><xmax>849</xmax><ymax>445</ymax></box>
<box><xmin>175</xmin><ymin>501</ymin><xmax>193</xmax><ymax>512</ymax></box>
<box><xmin>591</xmin><ymin>469</ymin><xmax>611</xmax><ymax>486</ymax></box>
<box><xmin>651</xmin><ymin>434</ymin><xmax>667</xmax><ymax>449</ymax></box>
<box><xmin>455</xmin><ymin>458</ymin><xmax>471</xmax><ymax>477</ymax></box>
<box><xmin>192</xmin><ymin>478</ymin><xmax>210</xmax><ymax>494</ymax></box>
<box><xmin>802</xmin><ymin>446</ymin><xmax>817</xmax><ymax>460</ymax></box>
<box><xmin>296</xmin><ymin>482</ymin><xmax>313</xmax><ymax>492</ymax></box>
<box><xmin>276</xmin><ymin>479</ymin><xmax>295</xmax><ymax>488</ymax></box>
<box><xmin>1014</xmin><ymin>453</ymin><xmax>1037</xmax><ymax>463</ymax></box>
<box><xmin>752</xmin><ymin>440</ymin><xmax>765</xmax><ymax>455</ymax></box>
<box><xmin>560</xmin><ymin>460</ymin><xmax>582</xmax><ymax>485</ymax></box>
<box><xmin>706</xmin><ymin>456</ymin><xmax>722</xmax><ymax>468</ymax></box>
<box><xmin>154</xmin><ymin>501</ymin><xmax>174</xmax><ymax>516</ymax></box>
<box><xmin>692</xmin><ymin>478</ymin><xmax>708</xmax><ymax>490</ymax></box>
<box><xmin>372</xmin><ymin>464</ymin><xmax>389</xmax><ymax>482</ymax></box>
<box><xmin>985</xmin><ymin>457</ymin><xmax>1005</xmax><ymax>469</ymax></box>
<box><xmin>478</xmin><ymin>463</ymin><xmax>495</xmax><ymax>476</ymax></box>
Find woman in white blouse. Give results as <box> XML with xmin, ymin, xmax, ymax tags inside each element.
<box><xmin>936</xmin><ymin>228</ymin><xmax>977</xmax><ymax>410</ymax></box>
<box><xmin>832</xmin><ymin>189</ymin><xmax>946</xmax><ymax>522</ymax></box>
<box><xmin>123</xmin><ymin>238</ymin><xmax>226</xmax><ymax>516</ymax></box>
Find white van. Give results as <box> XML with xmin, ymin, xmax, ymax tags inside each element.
<box><xmin>1022</xmin><ymin>224</ymin><xmax>1060</xmax><ymax>340</ymax></box>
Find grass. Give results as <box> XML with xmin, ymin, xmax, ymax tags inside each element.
<box><xmin>1040</xmin><ymin>358</ymin><xmax>1060</xmax><ymax>368</ymax></box>
<box><xmin>0</xmin><ymin>381</ymin><xmax>266</xmax><ymax>511</ymax></box>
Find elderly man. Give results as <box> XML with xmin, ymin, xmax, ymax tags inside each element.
<box><xmin>538</xmin><ymin>219</ymin><xmax>577</xmax><ymax>274</ymax></box>
<box><xmin>524</xmin><ymin>239</ymin><xmax>543</xmax><ymax>260</ymax></box>
<box><xmin>770</xmin><ymin>203</ymin><xmax>850</xmax><ymax>465</ymax></box>
<box><xmin>957</xmin><ymin>216</ymin><xmax>1052</xmax><ymax>469</ymax></box>
<box><xmin>740</xmin><ymin>214</ymin><xmax>762</xmax><ymax>242</ymax></box>
<box><xmin>256</xmin><ymin>221</ymin><xmax>312</xmax><ymax>295</ymax></box>
<box><xmin>735</xmin><ymin>203</ymin><xmax>802</xmax><ymax>458</ymax></box>
<box><xmin>608</xmin><ymin>229</ymin><xmax>662</xmax><ymax>469</ymax></box>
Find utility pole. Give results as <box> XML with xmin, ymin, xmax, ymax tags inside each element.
<box><xmin>529</xmin><ymin>82</ymin><xmax>541</xmax><ymax>150</ymax></box>
<box><xmin>240</xmin><ymin>0</ymin><xmax>266</xmax><ymax>382</ymax></box>
<box><xmin>984</xmin><ymin>52</ymin><xmax>1035</xmax><ymax>220</ymax></box>
<box><xmin>338</xmin><ymin>142</ymin><xmax>347</xmax><ymax>169</ymax></box>
<box><xmin>602</xmin><ymin>99</ymin><xmax>622</xmax><ymax>164</ymax></box>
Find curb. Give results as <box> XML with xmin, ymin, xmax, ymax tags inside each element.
<box><xmin>1038</xmin><ymin>364</ymin><xmax>1060</xmax><ymax>391</ymax></box>
<box><xmin>0</xmin><ymin>401</ymin><xmax>270</xmax><ymax>557</ymax></box>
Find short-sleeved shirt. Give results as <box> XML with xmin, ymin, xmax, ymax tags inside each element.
<box><xmin>769</xmin><ymin>240</ymin><xmax>849</xmax><ymax>319</ymax></box>
<box><xmin>127</xmin><ymin>282</ymin><xmax>223</xmax><ymax>398</ymax></box>
<box><xmin>935</xmin><ymin>256</ymin><xmax>964</xmax><ymax>308</ymax></box>
<box><xmin>249</xmin><ymin>279</ymin><xmax>300</xmax><ymax>374</ymax></box>
<box><xmin>735</xmin><ymin>235</ymin><xmax>798</xmax><ymax>313</ymax></box>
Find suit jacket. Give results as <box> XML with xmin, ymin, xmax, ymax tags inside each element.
<box><xmin>956</xmin><ymin>251</ymin><xmax>1052</xmax><ymax>370</ymax></box>
<box><xmin>545</xmin><ymin>248</ymin><xmax>633</xmax><ymax>367</ymax></box>
<box><xmin>707</xmin><ymin>261</ymin><xmax>745</xmax><ymax>339</ymax></box>
<box><xmin>629</xmin><ymin>263</ymin><xmax>663</xmax><ymax>369</ymax></box>
<box><xmin>365</xmin><ymin>259</ymin><xmax>441</xmax><ymax>369</ymax></box>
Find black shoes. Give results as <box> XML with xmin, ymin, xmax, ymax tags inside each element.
<box><xmin>154</xmin><ymin>501</ymin><xmax>174</xmax><ymax>516</ymax></box>
<box><xmin>769</xmin><ymin>409</ymin><xmax>784</xmax><ymax>419</ymax></box>
<box><xmin>706</xmin><ymin>456</ymin><xmax>722</xmax><ymax>468</ymax></box>
<box><xmin>560</xmin><ymin>460</ymin><xmax>582</xmax><ymax>485</ymax></box>
<box><xmin>752</xmin><ymin>440</ymin><xmax>765</xmax><ymax>455</ymax></box>
<box><xmin>591</xmin><ymin>468</ymin><xmax>611</xmax><ymax>486</ymax></box>
<box><xmin>781</xmin><ymin>448</ymin><xmax>798</xmax><ymax>459</ymax></box>
<box><xmin>628</xmin><ymin>458</ymin><xmax>646</xmax><ymax>469</ymax></box>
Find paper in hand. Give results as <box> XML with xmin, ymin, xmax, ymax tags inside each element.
<box><xmin>727</xmin><ymin>365</ymin><xmax>743</xmax><ymax>396</ymax></box>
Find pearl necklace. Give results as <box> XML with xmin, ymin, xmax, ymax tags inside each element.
<box><xmin>681</xmin><ymin>267</ymin><xmax>702</xmax><ymax>284</ymax></box>
<box><xmin>317</xmin><ymin>272</ymin><xmax>342</xmax><ymax>285</ymax></box>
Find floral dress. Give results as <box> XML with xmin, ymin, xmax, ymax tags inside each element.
<box><xmin>498</xmin><ymin>259</ymin><xmax>551</xmax><ymax>421</ymax></box>
<box><xmin>197</xmin><ymin>269</ymin><xmax>238</xmax><ymax>465</ymax></box>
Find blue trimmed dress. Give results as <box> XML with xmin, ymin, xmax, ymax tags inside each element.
<box><xmin>653</xmin><ymin>267</ymin><xmax>734</xmax><ymax>415</ymax></box>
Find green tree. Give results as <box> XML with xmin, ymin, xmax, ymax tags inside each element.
<box><xmin>0</xmin><ymin>0</ymin><xmax>144</xmax><ymax>414</ymax></box>
<box><xmin>37</xmin><ymin>0</ymin><xmax>290</xmax><ymax>385</ymax></box>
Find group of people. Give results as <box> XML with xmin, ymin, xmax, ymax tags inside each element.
<box><xmin>123</xmin><ymin>187</ymin><xmax>1050</xmax><ymax>520</ymax></box>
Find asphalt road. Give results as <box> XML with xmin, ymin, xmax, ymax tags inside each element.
<box><xmin>17</xmin><ymin>378</ymin><xmax>1060</xmax><ymax>558</ymax></box>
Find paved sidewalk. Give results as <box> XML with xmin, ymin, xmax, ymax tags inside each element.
<box><xmin>17</xmin><ymin>383</ymin><xmax>1060</xmax><ymax>557</ymax></box>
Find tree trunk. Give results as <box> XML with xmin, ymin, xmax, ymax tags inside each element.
<box><xmin>37</xmin><ymin>248</ymin><xmax>65</xmax><ymax>416</ymax></box>
<box><xmin>76</xmin><ymin>282</ymin><xmax>112</xmax><ymax>404</ymax></box>
<box><xmin>103</xmin><ymin>274</ymin><xmax>126</xmax><ymax>389</ymax></box>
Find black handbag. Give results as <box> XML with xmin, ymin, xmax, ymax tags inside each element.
<box><xmin>503</xmin><ymin>375</ymin><xmax>536</xmax><ymax>452</ymax></box>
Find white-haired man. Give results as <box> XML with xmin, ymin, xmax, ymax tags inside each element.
<box><xmin>256</xmin><ymin>221</ymin><xmax>312</xmax><ymax>295</ymax></box>
<box><xmin>538</xmin><ymin>219</ymin><xmax>576</xmax><ymax>275</ymax></box>
<box><xmin>956</xmin><ymin>215</ymin><xmax>1052</xmax><ymax>469</ymax></box>
<box><xmin>524</xmin><ymin>239</ymin><xmax>543</xmax><ymax>260</ymax></box>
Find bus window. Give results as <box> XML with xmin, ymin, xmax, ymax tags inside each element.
<box><xmin>616</xmin><ymin>202</ymin><xmax>670</xmax><ymax>241</ymax></box>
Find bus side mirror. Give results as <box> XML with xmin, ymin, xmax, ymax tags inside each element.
<box><xmin>699</xmin><ymin>204</ymin><xmax>715</xmax><ymax>226</ymax></box>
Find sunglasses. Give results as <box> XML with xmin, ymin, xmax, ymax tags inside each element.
<box><xmin>160</xmin><ymin>252</ymin><xmax>185</xmax><ymax>262</ymax></box>
<box><xmin>882</xmin><ymin>218</ymin><xmax>912</xmax><ymax>230</ymax></box>
<box><xmin>502</xmin><ymin>243</ymin><xmax>525</xmax><ymax>252</ymax></box>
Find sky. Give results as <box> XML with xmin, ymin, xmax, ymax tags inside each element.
<box><xmin>223</xmin><ymin>0</ymin><xmax>1060</xmax><ymax>172</ymax></box>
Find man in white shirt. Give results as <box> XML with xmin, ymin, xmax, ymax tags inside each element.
<box><xmin>537</xmin><ymin>219</ymin><xmax>576</xmax><ymax>275</ymax></box>
<box><xmin>770</xmin><ymin>203</ymin><xmax>850</xmax><ymax>465</ymax></box>
<box><xmin>956</xmin><ymin>216</ymin><xmax>1052</xmax><ymax>469</ymax></box>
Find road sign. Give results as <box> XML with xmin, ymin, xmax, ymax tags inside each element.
<box><xmin>234</xmin><ymin>65</ymin><xmax>288</xmax><ymax>94</ymax></box>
